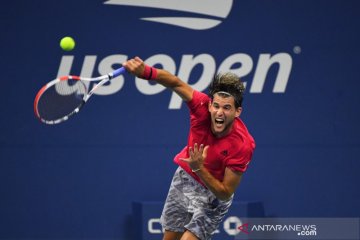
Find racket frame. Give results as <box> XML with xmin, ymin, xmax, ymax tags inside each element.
<box><xmin>34</xmin><ymin>67</ymin><xmax>125</xmax><ymax>125</ymax></box>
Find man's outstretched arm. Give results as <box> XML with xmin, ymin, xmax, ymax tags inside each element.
<box><xmin>123</xmin><ymin>56</ymin><xmax>194</xmax><ymax>102</ymax></box>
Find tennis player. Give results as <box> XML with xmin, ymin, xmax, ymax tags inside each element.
<box><xmin>123</xmin><ymin>57</ymin><xmax>255</xmax><ymax>240</ymax></box>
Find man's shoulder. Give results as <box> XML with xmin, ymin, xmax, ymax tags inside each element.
<box><xmin>193</xmin><ymin>90</ymin><xmax>210</xmax><ymax>101</ymax></box>
<box><xmin>232</xmin><ymin>119</ymin><xmax>256</xmax><ymax>150</ymax></box>
<box><xmin>187</xmin><ymin>90</ymin><xmax>210</xmax><ymax>109</ymax></box>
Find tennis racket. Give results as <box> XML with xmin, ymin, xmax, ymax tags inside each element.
<box><xmin>34</xmin><ymin>67</ymin><xmax>126</xmax><ymax>125</ymax></box>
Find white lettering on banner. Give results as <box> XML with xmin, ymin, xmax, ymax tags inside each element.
<box><xmin>146</xmin><ymin>216</ymin><xmax>242</xmax><ymax>236</ymax></box>
<box><xmin>57</xmin><ymin>53</ymin><xmax>293</xmax><ymax>109</ymax></box>
<box><xmin>57</xmin><ymin>55</ymin><xmax>127</xmax><ymax>95</ymax></box>
<box><xmin>218</xmin><ymin>53</ymin><xmax>253</xmax><ymax>87</ymax></box>
<box><xmin>97</xmin><ymin>54</ymin><xmax>127</xmax><ymax>95</ymax></box>
<box><xmin>169</xmin><ymin>54</ymin><xmax>216</xmax><ymax>109</ymax></box>
<box><xmin>251</xmin><ymin>53</ymin><xmax>292</xmax><ymax>93</ymax></box>
<box><xmin>223</xmin><ymin>216</ymin><xmax>242</xmax><ymax>236</ymax></box>
<box><xmin>135</xmin><ymin>54</ymin><xmax>172</xmax><ymax>95</ymax></box>
<box><xmin>148</xmin><ymin>218</ymin><xmax>163</xmax><ymax>234</ymax></box>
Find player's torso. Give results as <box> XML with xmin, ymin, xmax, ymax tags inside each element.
<box><xmin>188</xmin><ymin>119</ymin><xmax>240</xmax><ymax>180</ymax></box>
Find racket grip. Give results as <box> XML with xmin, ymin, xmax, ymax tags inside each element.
<box><xmin>112</xmin><ymin>67</ymin><xmax>126</xmax><ymax>78</ymax></box>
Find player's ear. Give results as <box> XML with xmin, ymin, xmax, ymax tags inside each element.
<box><xmin>235</xmin><ymin>107</ymin><xmax>242</xmax><ymax>117</ymax></box>
<box><xmin>208</xmin><ymin>100</ymin><xmax>212</xmax><ymax>112</ymax></box>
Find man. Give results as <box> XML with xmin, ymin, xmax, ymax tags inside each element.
<box><xmin>123</xmin><ymin>57</ymin><xmax>255</xmax><ymax>240</ymax></box>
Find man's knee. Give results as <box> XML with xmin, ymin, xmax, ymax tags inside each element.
<box><xmin>163</xmin><ymin>229</ymin><xmax>183</xmax><ymax>240</ymax></box>
<box><xmin>180</xmin><ymin>230</ymin><xmax>199</xmax><ymax>240</ymax></box>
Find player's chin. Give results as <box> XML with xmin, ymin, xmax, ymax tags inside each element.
<box><xmin>212</xmin><ymin>123</ymin><xmax>225</xmax><ymax>135</ymax></box>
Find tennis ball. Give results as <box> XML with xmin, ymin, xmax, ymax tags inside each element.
<box><xmin>60</xmin><ymin>36</ymin><xmax>75</xmax><ymax>51</ymax></box>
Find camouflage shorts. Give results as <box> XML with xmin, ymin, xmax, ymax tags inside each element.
<box><xmin>160</xmin><ymin>167</ymin><xmax>233</xmax><ymax>240</ymax></box>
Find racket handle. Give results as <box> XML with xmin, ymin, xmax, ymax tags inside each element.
<box><xmin>112</xmin><ymin>67</ymin><xmax>126</xmax><ymax>78</ymax></box>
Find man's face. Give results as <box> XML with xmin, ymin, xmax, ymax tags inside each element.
<box><xmin>208</xmin><ymin>93</ymin><xmax>242</xmax><ymax>138</ymax></box>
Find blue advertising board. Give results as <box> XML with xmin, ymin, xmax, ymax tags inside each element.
<box><xmin>0</xmin><ymin>0</ymin><xmax>359</xmax><ymax>239</ymax></box>
<box><xmin>132</xmin><ymin>201</ymin><xmax>264</xmax><ymax>240</ymax></box>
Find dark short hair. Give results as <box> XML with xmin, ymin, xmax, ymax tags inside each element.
<box><xmin>208</xmin><ymin>72</ymin><xmax>245</xmax><ymax>108</ymax></box>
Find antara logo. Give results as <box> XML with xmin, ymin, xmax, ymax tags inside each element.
<box><xmin>103</xmin><ymin>0</ymin><xmax>233</xmax><ymax>30</ymax></box>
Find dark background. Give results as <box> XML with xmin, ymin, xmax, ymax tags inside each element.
<box><xmin>0</xmin><ymin>0</ymin><xmax>359</xmax><ymax>239</ymax></box>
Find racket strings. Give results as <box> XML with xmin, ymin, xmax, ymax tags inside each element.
<box><xmin>37</xmin><ymin>79</ymin><xmax>87</xmax><ymax>122</ymax></box>
<box><xmin>55</xmin><ymin>80</ymin><xmax>85</xmax><ymax>96</ymax></box>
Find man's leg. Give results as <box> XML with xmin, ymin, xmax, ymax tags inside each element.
<box><xmin>180</xmin><ymin>230</ymin><xmax>199</xmax><ymax>240</ymax></box>
<box><xmin>163</xmin><ymin>230</ymin><xmax>183</xmax><ymax>240</ymax></box>
<box><xmin>161</xmin><ymin>168</ymin><xmax>190</xmax><ymax>240</ymax></box>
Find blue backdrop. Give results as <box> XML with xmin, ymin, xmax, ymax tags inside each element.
<box><xmin>0</xmin><ymin>0</ymin><xmax>359</xmax><ymax>239</ymax></box>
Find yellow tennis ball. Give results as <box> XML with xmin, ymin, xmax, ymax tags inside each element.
<box><xmin>60</xmin><ymin>36</ymin><xmax>75</xmax><ymax>51</ymax></box>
